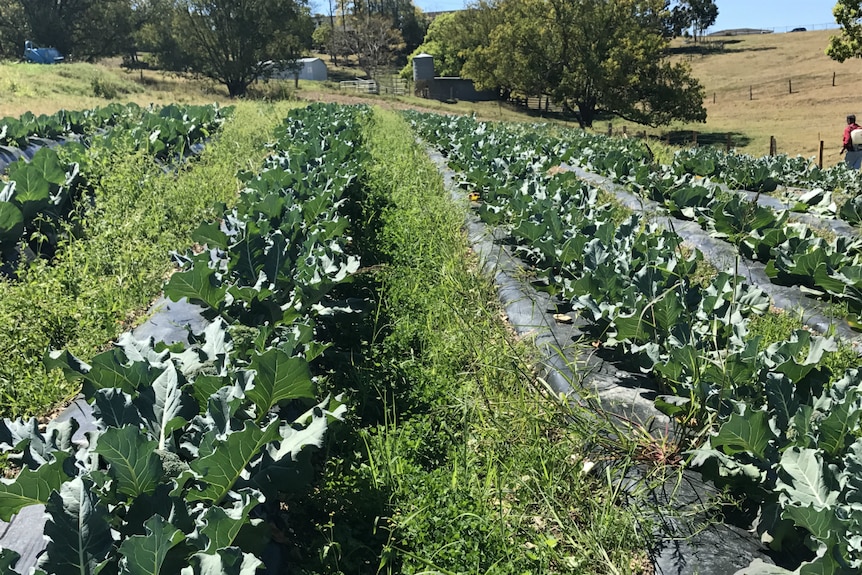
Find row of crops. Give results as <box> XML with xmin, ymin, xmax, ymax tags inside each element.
<box><xmin>405</xmin><ymin>111</ymin><xmax>862</xmax><ymax>575</ymax></box>
<box><xmin>0</xmin><ymin>103</ymin><xmax>232</xmax><ymax>271</ymax></box>
<box><xmin>427</xmin><ymin>113</ymin><xmax>862</xmax><ymax>328</ymax></box>
<box><xmin>569</xmin><ymin>129</ymin><xmax>862</xmax><ymax>207</ymax></box>
<box><xmin>0</xmin><ymin>103</ymin><xmax>368</xmax><ymax>573</ymax></box>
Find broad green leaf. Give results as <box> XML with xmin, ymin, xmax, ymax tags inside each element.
<box><xmin>0</xmin><ymin>202</ymin><xmax>23</xmax><ymax>242</ymax></box>
<box><xmin>764</xmin><ymin>374</ymin><xmax>798</xmax><ymax>432</ymax></box>
<box><xmin>781</xmin><ymin>505</ymin><xmax>843</xmax><ymax>545</ymax></box>
<box><xmin>198</xmin><ymin>490</ymin><xmax>262</xmax><ymax>553</ymax></box>
<box><xmin>8</xmin><ymin>163</ymin><xmax>51</xmax><ymax>212</ymax></box>
<box><xmin>39</xmin><ymin>477</ymin><xmax>113</xmax><ymax>575</ymax></box>
<box><xmin>29</xmin><ymin>147</ymin><xmax>68</xmax><ymax>186</ymax></box>
<box><xmin>164</xmin><ymin>260</ymin><xmax>227</xmax><ymax>312</ymax></box>
<box><xmin>94</xmin><ymin>426</ymin><xmax>162</xmax><ymax>497</ymax></box>
<box><xmin>134</xmin><ymin>363</ymin><xmax>194</xmax><ymax>450</ymax></box>
<box><xmin>191</xmin><ymin>375</ymin><xmax>233</xmax><ymax>413</ymax></box>
<box><xmin>651</xmin><ymin>291</ymin><xmax>684</xmax><ymax>333</ymax></box>
<box><xmin>246</xmin><ymin>349</ymin><xmax>314</xmax><ymax>417</ymax></box>
<box><xmin>85</xmin><ymin>347</ymin><xmax>156</xmax><ymax>397</ymax></box>
<box><xmin>776</xmin><ymin>448</ymin><xmax>837</xmax><ymax>509</ymax></box>
<box><xmin>43</xmin><ymin>349</ymin><xmax>91</xmax><ymax>382</ymax></box>
<box><xmin>0</xmin><ymin>548</ymin><xmax>21</xmax><ymax>573</ymax></box>
<box><xmin>798</xmin><ymin>552</ymin><xmax>846</xmax><ymax>575</ymax></box>
<box><xmin>711</xmin><ymin>411</ymin><xmax>774</xmax><ymax>459</ymax></box>
<box><xmin>118</xmin><ymin>515</ymin><xmax>185</xmax><ymax>575</ymax></box>
<box><xmin>817</xmin><ymin>392</ymin><xmax>861</xmax><ymax>457</ymax></box>
<box><xmin>191</xmin><ymin>222</ymin><xmax>228</xmax><ymax>249</ymax></box>
<box><xmin>611</xmin><ymin>311</ymin><xmax>652</xmax><ymax>343</ymax></box>
<box><xmin>93</xmin><ymin>388</ymin><xmax>141</xmax><ymax>429</ymax></box>
<box><xmin>181</xmin><ymin>548</ymin><xmax>262</xmax><ymax>575</ymax></box>
<box><xmin>0</xmin><ymin>454</ymin><xmax>72</xmax><ymax>521</ymax></box>
<box><xmin>186</xmin><ymin>421</ymin><xmax>280</xmax><ymax>504</ymax></box>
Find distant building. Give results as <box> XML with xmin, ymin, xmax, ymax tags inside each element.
<box><xmin>270</xmin><ymin>57</ymin><xmax>328</xmax><ymax>82</ymax></box>
<box><xmin>412</xmin><ymin>53</ymin><xmax>496</xmax><ymax>102</ymax></box>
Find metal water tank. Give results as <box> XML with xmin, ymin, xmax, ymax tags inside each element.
<box><xmin>413</xmin><ymin>53</ymin><xmax>435</xmax><ymax>82</ymax></box>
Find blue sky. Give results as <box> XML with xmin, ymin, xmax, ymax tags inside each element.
<box><xmin>410</xmin><ymin>0</ymin><xmax>840</xmax><ymax>33</ymax></box>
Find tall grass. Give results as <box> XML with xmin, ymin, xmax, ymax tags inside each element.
<box><xmin>295</xmin><ymin>108</ymin><xmax>654</xmax><ymax>574</ymax></box>
<box><xmin>0</xmin><ymin>102</ymin><xmax>295</xmax><ymax>418</ymax></box>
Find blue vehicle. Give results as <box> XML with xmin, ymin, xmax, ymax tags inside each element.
<box><xmin>24</xmin><ymin>40</ymin><xmax>64</xmax><ymax>64</ymax></box>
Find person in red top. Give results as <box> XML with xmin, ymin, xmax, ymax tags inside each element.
<box><xmin>842</xmin><ymin>114</ymin><xmax>862</xmax><ymax>169</ymax></box>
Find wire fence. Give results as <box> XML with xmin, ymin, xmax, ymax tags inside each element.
<box><xmin>704</xmin><ymin>71</ymin><xmax>852</xmax><ymax>104</ymax></box>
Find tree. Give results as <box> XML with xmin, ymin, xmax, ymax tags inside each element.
<box><xmin>461</xmin><ymin>0</ymin><xmax>706</xmax><ymax>128</ymax></box>
<box><xmin>0</xmin><ymin>0</ymin><xmax>140</xmax><ymax>60</ymax></box>
<box><xmin>400</xmin><ymin>4</ymin><xmax>505</xmax><ymax>81</ymax></box>
<box><xmin>350</xmin><ymin>0</ymin><xmax>426</xmax><ymax>50</ymax></box>
<box><xmin>828</xmin><ymin>0</ymin><xmax>862</xmax><ymax>62</ymax></box>
<box><xmin>0</xmin><ymin>0</ymin><xmax>27</xmax><ymax>58</ymax></box>
<box><xmin>155</xmin><ymin>0</ymin><xmax>313</xmax><ymax>97</ymax></box>
<box><xmin>668</xmin><ymin>0</ymin><xmax>718</xmax><ymax>43</ymax></box>
<box><xmin>337</xmin><ymin>14</ymin><xmax>403</xmax><ymax>79</ymax></box>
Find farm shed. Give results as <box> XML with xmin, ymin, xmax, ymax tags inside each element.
<box><xmin>412</xmin><ymin>53</ymin><xmax>496</xmax><ymax>102</ymax></box>
<box><xmin>295</xmin><ymin>57</ymin><xmax>328</xmax><ymax>81</ymax></box>
<box><xmin>270</xmin><ymin>57</ymin><xmax>328</xmax><ymax>81</ymax></box>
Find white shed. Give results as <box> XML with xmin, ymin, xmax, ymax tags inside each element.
<box><xmin>295</xmin><ymin>57</ymin><xmax>328</xmax><ymax>81</ymax></box>
<box><xmin>269</xmin><ymin>58</ymin><xmax>328</xmax><ymax>82</ymax></box>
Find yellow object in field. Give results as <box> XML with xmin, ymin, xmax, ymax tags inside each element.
<box><xmin>468</xmin><ymin>192</ymin><xmax>480</xmax><ymax>202</ymax></box>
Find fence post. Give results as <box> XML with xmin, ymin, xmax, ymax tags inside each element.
<box><xmin>726</xmin><ymin>133</ymin><xmax>732</xmax><ymax>152</ymax></box>
<box><xmin>607</xmin><ymin>123</ymin><xmax>613</xmax><ymax>137</ymax></box>
<box><xmin>789</xmin><ymin>79</ymin><xmax>792</xmax><ymax>94</ymax></box>
<box><xmin>692</xmin><ymin>131</ymin><xmax>698</xmax><ymax>146</ymax></box>
<box><xmin>749</xmin><ymin>85</ymin><xmax>753</xmax><ymax>100</ymax></box>
<box><xmin>622</xmin><ymin>125</ymin><xmax>627</xmax><ymax>138</ymax></box>
<box><xmin>833</xmin><ymin>71</ymin><xmax>836</xmax><ymax>87</ymax></box>
<box><xmin>713</xmin><ymin>92</ymin><xmax>716</xmax><ymax>104</ymax></box>
<box><xmin>770</xmin><ymin>136</ymin><xmax>776</xmax><ymax>156</ymax></box>
<box><xmin>819</xmin><ymin>140</ymin><xmax>824</xmax><ymax>169</ymax></box>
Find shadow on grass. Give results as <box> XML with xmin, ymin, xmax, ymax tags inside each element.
<box><xmin>660</xmin><ymin>130</ymin><xmax>753</xmax><ymax>148</ymax></box>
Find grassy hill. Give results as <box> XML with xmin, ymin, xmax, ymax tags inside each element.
<box><xmin>666</xmin><ymin>28</ymin><xmax>862</xmax><ymax>161</ymax></box>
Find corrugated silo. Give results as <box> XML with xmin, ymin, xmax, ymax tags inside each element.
<box><xmin>413</xmin><ymin>53</ymin><xmax>435</xmax><ymax>82</ymax></box>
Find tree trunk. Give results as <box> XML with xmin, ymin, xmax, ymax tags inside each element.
<box><xmin>226</xmin><ymin>79</ymin><xmax>247</xmax><ymax>97</ymax></box>
<box><xmin>575</xmin><ymin>100</ymin><xmax>597</xmax><ymax>128</ymax></box>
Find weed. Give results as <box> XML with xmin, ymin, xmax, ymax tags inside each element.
<box><xmin>297</xmin><ymin>109</ymin><xmax>655</xmax><ymax>574</ymax></box>
<box><xmin>0</xmin><ymin>102</ymin><xmax>292</xmax><ymax>418</ymax></box>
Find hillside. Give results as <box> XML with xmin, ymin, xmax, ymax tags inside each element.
<box><xmin>668</xmin><ymin>28</ymin><xmax>862</xmax><ymax>161</ymax></box>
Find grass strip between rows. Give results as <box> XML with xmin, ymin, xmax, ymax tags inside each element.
<box><xmin>0</xmin><ymin>101</ymin><xmax>297</xmax><ymax>419</ymax></box>
<box><xmin>299</xmin><ymin>108</ymin><xmax>654</xmax><ymax>574</ymax></box>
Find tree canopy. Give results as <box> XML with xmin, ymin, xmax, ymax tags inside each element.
<box><xmin>828</xmin><ymin>0</ymin><xmax>862</xmax><ymax>62</ymax></box>
<box><xmin>0</xmin><ymin>0</ymin><xmax>139</xmax><ymax>59</ymax></box>
<box><xmin>667</xmin><ymin>0</ymin><xmax>718</xmax><ymax>42</ymax></box>
<box><xmin>461</xmin><ymin>0</ymin><xmax>707</xmax><ymax>128</ymax></box>
<box><xmin>400</xmin><ymin>5</ymin><xmax>501</xmax><ymax>79</ymax></box>
<box><xmin>152</xmin><ymin>0</ymin><xmax>314</xmax><ymax>97</ymax></box>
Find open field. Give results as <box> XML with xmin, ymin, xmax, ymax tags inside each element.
<box><xmin>0</xmin><ymin>60</ymin><xmax>231</xmax><ymax>116</ymax></box>
<box><xmin>665</xmin><ymin>29</ymin><xmax>862</xmax><ymax>161</ymax></box>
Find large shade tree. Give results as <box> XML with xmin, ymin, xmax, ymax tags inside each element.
<box><xmin>155</xmin><ymin>0</ymin><xmax>313</xmax><ymax>97</ymax></box>
<box><xmin>462</xmin><ymin>0</ymin><xmax>707</xmax><ymax>128</ymax></box>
